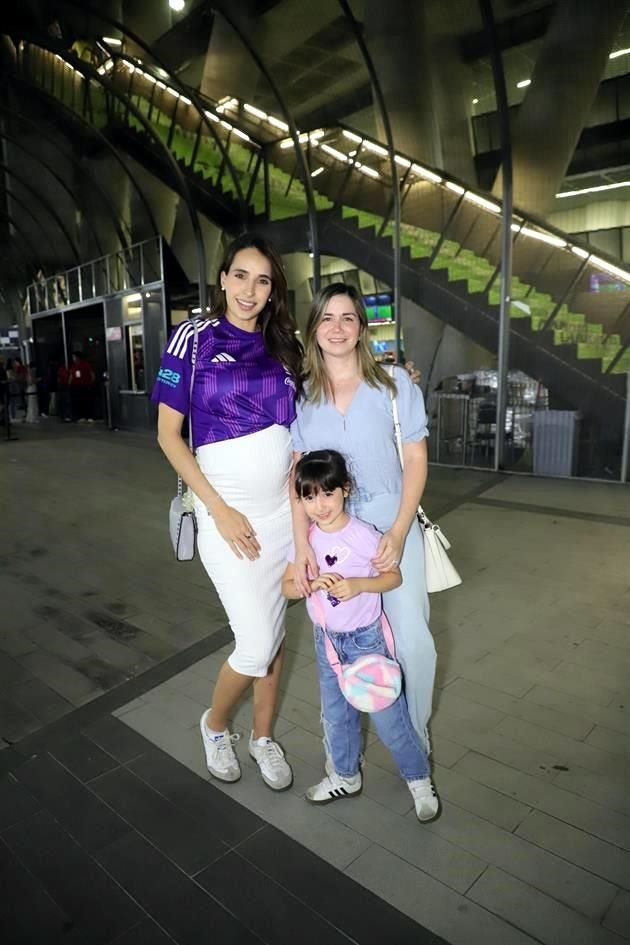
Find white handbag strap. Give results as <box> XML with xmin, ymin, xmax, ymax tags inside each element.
<box><xmin>386</xmin><ymin>365</ymin><xmax>430</xmax><ymax>525</ymax></box>
<box><xmin>177</xmin><ymin>317</ymin><xmax>199</xmax><ymax>498</ymax></box>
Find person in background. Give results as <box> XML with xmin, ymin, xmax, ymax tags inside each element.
<box><xmin>0</xmin><ymin>358</ymin><xmax>7</xmax><ymax>424</ymax></box>
<box><xmin>69</xmin><ymin>351</ymin><xmax>96</xmax><ymax>423</ymax></box>
<box><xmin>6</xmin><ymin>358</ymin><xmax>26</xmax><ymax>421</ymax></box>
<box><xmin>25</xmin><ymin>362</ymin><xmax>39</xmax><ymax>423</ymax></box>
<box><xmin>41</xmin><ymin>360</ymin><xmax>59</xmax><ymax>417</ymax></box>
<box><xmin>57</xmin><ymin>361</ymin><xmax>72</xmax><ymax>421</ymax></box>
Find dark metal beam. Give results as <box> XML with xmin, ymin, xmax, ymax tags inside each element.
<box><xmin>338</xmin><ymin>0</ymin><xmax>401</xmax><ymax>361</ymax></box>
<box><xmin>8</xmin><ymin>70</ymin><xmax>159</xmax><ymax>242</ymax></box>
<box><xmin>0</xmin><ymin>103</ymin><xmax>130</xmax><ymax>253</ymax></box>
<box><xmin>211</xmin><ymin>0</ymin><xmax>320</xmax><ymax>290</ymax></box>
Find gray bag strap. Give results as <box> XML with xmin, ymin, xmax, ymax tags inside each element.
<box><xmin>176</xmin><ymin>317</ymin><xmax>199</xmax><ymax>498</ymax></box>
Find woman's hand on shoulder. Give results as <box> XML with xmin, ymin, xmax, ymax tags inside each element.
<box><xmin>372</xmin><ymin>527</ymin><xmax>405</xmax><ymax>572</ymax></box>
<box><xmin>404</xmin><ymin>360</ymin><xmax>421</xmax><ymax>384</ymax></box>
<box><xmin>208</xmin><ymin>497</ymin><xmax>261</xmax><ymax>560</ymax></box>
<box><xmin>293</xmin><ymin>541</ymin><xmax>319</xmax><ymax>597</ymax></box>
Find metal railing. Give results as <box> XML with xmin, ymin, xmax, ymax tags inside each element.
<box><xmin>26</xmin><ymin>236</ymin><xmax>162</xmax><ymax>315</ymax></box>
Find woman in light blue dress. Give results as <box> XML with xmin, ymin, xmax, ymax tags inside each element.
<box><xmin>290</xmin><ymin>283</ymin><xmax>436</xmax><ymax>752</ymax></box>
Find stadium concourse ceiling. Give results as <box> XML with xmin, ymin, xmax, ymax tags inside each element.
<box><xmin>3</xmin><ymin>1</ymin><xmax>587</xmax><ymax>130</ymax></box>
<box><xmin>6</xmin><ymin>2</ymin><xmax>630</xmax><ymax>129</ymax></box>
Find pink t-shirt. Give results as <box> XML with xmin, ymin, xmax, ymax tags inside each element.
<box><xmin>296</xmin><ymin>515</ymin><xmax>383</xmax><ymax>632</ymax></box>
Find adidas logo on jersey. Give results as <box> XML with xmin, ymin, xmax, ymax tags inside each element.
<box><xmin>211</xmin><ymin>352</ymin><xmax>237</xmax><ymax>363</ymax></box>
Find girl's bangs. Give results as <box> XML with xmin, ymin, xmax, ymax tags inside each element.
<box><xmin>295</xmin><ymin>471</ymin><xmax>346</xmax><ymax>499</ymax></box>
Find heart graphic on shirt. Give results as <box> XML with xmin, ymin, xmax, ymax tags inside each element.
<box><xmin>324</xmin><ymin>546</ymin><xmax>350</xmax><ymax>568</ymax></box>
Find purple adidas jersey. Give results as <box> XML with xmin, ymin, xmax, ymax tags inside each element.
<box><xmin>151</xmin><ymin>317</ymin><xmax>297</xmax><ymax>448</ymax></box>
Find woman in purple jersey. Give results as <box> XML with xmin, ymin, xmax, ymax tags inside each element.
<box><xmin>153</xmin><ymin>234</ymin><xmax>302</xmax><ymax>791</ymax></box>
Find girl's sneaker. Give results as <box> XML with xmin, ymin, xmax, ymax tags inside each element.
<box><xmin>199</xmin><ymin>710</ymin><xmax>241</xmax><ymax>782</ymax></box>
<box><xmin>248</xmin><ymin>734</ymin><xmax>293</xmax><ymax>791</ymax></box>
<box><xmin>306</xmin><ymin>770</ymin><xmax>362</xmax><ymax>804</ymax></box>
<box><xmin>408</xmin><ymin>777</ymin><xmax>440</xmax><ymax>822</ymax></box>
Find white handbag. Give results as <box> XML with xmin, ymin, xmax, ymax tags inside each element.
<box><xmin>389</xmin><ymin>372</ymin><xmax>462</xmax><ymax>593</ymax></box>
<box><xmin>168</xmin><ymin>319</ymin><xmax>198</xmax><ymax>562</ymax></box>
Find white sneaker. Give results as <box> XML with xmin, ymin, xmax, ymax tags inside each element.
<box><xmin>199</xmin><ymin>710</ymin><xmax>241</xmax><ymax>782</ymax></box>
<box><xmin>306</xmin><ymin>770</ymin><xmax>362</xmax><ymax>804</ymax></box>
<box><xmin>248</xmin><ymin>734</ymin><xmax>293</xmax><ymax>791</ymax></box>
<box><xmin>408</xmin><ymin>777</ymin><xmax>440</xmax><ymax>822</ymax></box>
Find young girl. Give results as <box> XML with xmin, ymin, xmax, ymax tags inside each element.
<box><xmin>282</xmin><ymin>449</ymin><xmax>439</xmax><ymax>822</ymax></box>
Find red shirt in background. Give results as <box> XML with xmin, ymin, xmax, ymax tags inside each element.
<box><xmin>69</xmin><ymin>360</ymin><xmax>95</xmax><ymax>387</ymax></box>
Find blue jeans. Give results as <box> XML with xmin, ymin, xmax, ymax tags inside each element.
<box><xmin>314</xmin><ymin>618</ymin><xmax>430</xmax><ymax>782</ymax></box>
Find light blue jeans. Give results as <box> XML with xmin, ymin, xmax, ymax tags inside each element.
<box><xmin>347</xmin><ymin>492</ymin><xmax>437</xmax><ymax>753</ymax></box>
<box><xmin>314</xmin><ymin>618</ymin><xmax>430</xmax><ymax>781</ymax></box>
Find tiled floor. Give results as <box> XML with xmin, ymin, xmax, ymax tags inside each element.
<box><xmin>2</xmin><ymin>423</ymin><xmax>630</xmax><ymax>944</ymax></box>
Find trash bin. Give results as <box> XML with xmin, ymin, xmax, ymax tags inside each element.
<box><xmin>533</xmin><ymin>410</ymin><xmax>581</xmax><ymax>477</ymax></box>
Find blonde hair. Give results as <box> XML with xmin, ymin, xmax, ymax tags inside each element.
<box><xmin>301</xmin><ymin>283</ymin><xmax>397</xmax><ymax>403</ymax></box>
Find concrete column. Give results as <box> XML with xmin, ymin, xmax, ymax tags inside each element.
<box><xmin>496</xmin><ymin>0</ymin><xmax>627</xmax><ymax>218</ymax></box>
<box><xmin>363</xmin><ymin>0</ymin><xmax>440</xmax><ymax>166</ymax></box>
<box><xmin>431</xmin><ymin>34</ymin><xmax>477</xmax><ymax>184</ymax></box>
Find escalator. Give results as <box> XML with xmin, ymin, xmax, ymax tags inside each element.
<box><xmin>15</xmin><ymin>40</ymin><xmax>630</xmax><ymax>428</ymax></box>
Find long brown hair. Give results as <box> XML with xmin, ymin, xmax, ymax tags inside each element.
<box><xmin>301</xmin><ymin>282</ymin><xmax>396</xmax><ymax>403</ymax></box>
<box><xmin>207</xmin><ymin>233</ymin><xmax>303</xmax><ymax>389</ymax></box>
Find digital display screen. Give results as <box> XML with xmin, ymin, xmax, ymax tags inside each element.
<box><xmin>363</xmin><ymin>293</ymin><xmax>394</xmax><ymax>322</ymax></box>
<box><xmin>588</xmin><ymin>272</ymin><xmax>629</xmax><ymax>293</ymax></box>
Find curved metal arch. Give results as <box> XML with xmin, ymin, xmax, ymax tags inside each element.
<box><xmin>211</xmin><ymin>1</ymin><xmax>321</xmax><ymax>291</ymax></box>
<box><xmin>24</xmin><ymin>40</ymin><xmax>208</xmax><ymax>313</ymax></box>
<box><xmin>337</xmin><ymin>0</ymin><xmax>401</xmax><ymax>361</ymax></box>
<box><xmin>8</xmin><ymin>70</ymin><xmax>159</xmax><ymax>243</ymax></box>
<box><xmin>58</xmin><ymin>0</ymin><xmax>249</xmax><ymax>219</ymax></box>
<box><xmin>0</xmin><ymin>177</ymin><xmax>72</xmax><ymax>271</ymax></box>
<box><xmin>0</xmin><ymin>128</ymin><xmax>104</xmax><ymax>258</ymax></box>
<box><xmin>0</xmin><ymin>207</ymin><xmax>45</xmax><ymax>274</ymax></box>
<box><xmin>478</xmin><ymin>0</ymin><xmax>513</xmax><ymax>471</ymax></box>
<box><xmin>0</xmin><ymin>162</ymin><xmax>81</xmax><ymax>262</ymax></box>
<box><xmin>0</xmin><ymin>103</ymin><xmax>131</xmax><ymax>254</ymax></box>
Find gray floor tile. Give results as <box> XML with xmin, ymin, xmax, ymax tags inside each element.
<box><xmin>453</xmin><ymin>752</ymin><xmax>630</xmax><ymax>850</ymax></box>
<box><xmin>444</xmin><ymin>677</ymin><xmax>598</xmax><ymax>740</ymax></box>
<box><xmin>5</xmin><ymin>677</ymin><xmax>74</xmax><ymax>724</ymax></box>
<box><xmin>523</xmin><ymin>685</ymin><xmax>630</xmax><ymax>736</ymax></box>
<box><xmin>431</xmin><ymin>763</ymin><xmax>531</xmax><ymax>831</ymax></box>
<box><xmin>552</xmin><ymin>766</ymin><xmax>630</xmax><ymax>818</ymax></box>
<box><xmin>346</xmin><ymin>845</ymin><xmax>539</xmax><ymax>945</ymax></box>
<box><xmin>18</xmin><ymin>650</ymin><xmax>104</xmax><ymax>707</ymax></box>
<box><xmin>468</xmin><ymin>866</ymin><xmax>625</xmax><ymax>945</ymax></box>
<box><xmin>516</xmin><ymin>809</ymin><xmax>630</xmax><ymax>890</ymax></box>
<box><xmin>603</xmin><ymin>891</ymin><xmax>630</xmax><ymax>938</ymax></box>
<box><xmin>425</xmin><ymin>800</ymin><xmax>618</xmax><ymax>919</ymax></box>
<box><xmin>325</xmin><ymin>789</ymin><xmax>486</xmax><ymax>893</ymax></box>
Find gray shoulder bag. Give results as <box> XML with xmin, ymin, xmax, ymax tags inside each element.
<box><xmin>168</xmin><ymin>319</ymin><xmax>199</xmax><ymax>561</ymax></box>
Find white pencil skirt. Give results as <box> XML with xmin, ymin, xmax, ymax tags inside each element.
<box><xmin>194</xmin><ymin>424</ymin><xmax>293</xmax><ymax>677</ymax></box>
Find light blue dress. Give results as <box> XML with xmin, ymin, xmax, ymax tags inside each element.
<box><xmin>291</xmin><ymin>366</ymin><xmax>436</xmax><ymax>751</ymax></box>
